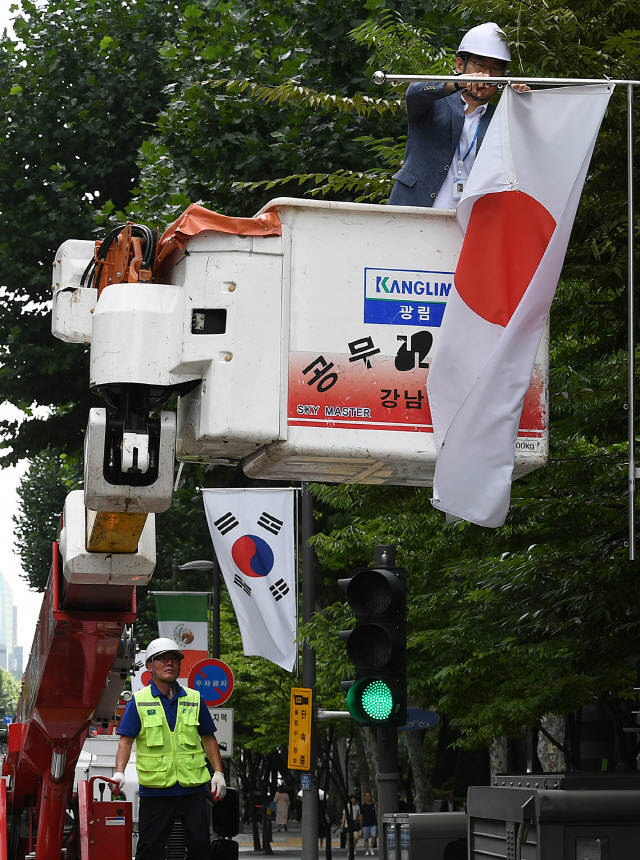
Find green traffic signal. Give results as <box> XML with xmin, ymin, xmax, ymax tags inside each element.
<box><xmin>339</xmin><ymin>563</ymin><xmax>408</xmax><ymax>726</ymax></box>
<box><xmin>346</xmin><ymin>677</ymin><xmax>403</xmax><ymax>725</ymax></box>
<box><xmin>361</xmin><ymin>680</ymin><xmax>394</xmax><ymax>720</ymax></box>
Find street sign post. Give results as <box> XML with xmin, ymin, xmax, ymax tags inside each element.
<box><xmin>188</xmin><ymin>658</ymin><xmax>235</xmax><ymax>707</ymax></box>
<box><xmin>207</xmin><ymin>707</ymin><xmax>234</xmax><ymax>758</ymax></box>
<box><xmin>288</xmin><ymin>687</ymin><xmax>312</xmax><ymax>770</ymax></box>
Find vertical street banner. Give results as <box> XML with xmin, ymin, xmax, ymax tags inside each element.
<box><xmin>202</xmin><ymin>488</ymin><xmax>297</xmax><ymax>672</ymax></box>
<box><xmin>154</xmin><ymin>592</ymin><xmax>209</xmax><ymax>685</ymax></box>
<box><xmin>427</xmin><ymin>84</ymin><xmax>612</xmax><ymax>527</ymax></box>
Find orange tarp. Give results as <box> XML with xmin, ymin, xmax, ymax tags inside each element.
<box><xmin>156</xmin><ymin>203</ymin><xmax>281</xmax><ymax>276</ymax></box>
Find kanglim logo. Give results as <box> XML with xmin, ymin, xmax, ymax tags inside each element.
<box><xmin>374</xmin><ymin>274</ymin><xmax>452</xmax><ymax>297</ymax></box>
<box><xmin>364</xmin><ymin>267</ymin><xmax>454</xmax><ymax>328</ymax></box>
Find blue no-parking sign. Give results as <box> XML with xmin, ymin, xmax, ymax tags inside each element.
<box><xmin>188</xmin><ymin>658</ymin><xmax>235</xmax><ymax>706</ymax></box>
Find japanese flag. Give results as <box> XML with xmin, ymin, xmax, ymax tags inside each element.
<box><xmin>202</xmin><ymin>489</ymin><xmax>297</xmax><ymax>671</ymax></box>
<box><xmin>428</xmin><ymin>84</ymin><xmax>612</xmax><ymax>527</ymax></box>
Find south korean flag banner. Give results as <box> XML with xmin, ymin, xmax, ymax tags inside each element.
<box><xmin>203</xmin><ymin>488</ymin><xmax>297</xmax><ymax>672</ymax></box>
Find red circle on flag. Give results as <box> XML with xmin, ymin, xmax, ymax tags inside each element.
<box><xmin>231</xmin><ymin>534</ymin><xmax>274</xmax><ymax>577</ymax></box>
<box><xmin>455</xmin><ymin>191</ymin><xmax>556</xmax><ymax>327</ymax></box>
<box><xmin>188</xmin><ymin>658</ymin><xmax>235</xmax><ymax>706</ymax></box>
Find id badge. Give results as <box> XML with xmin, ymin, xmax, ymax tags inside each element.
<box><xmin>452</xmin><ymin>175</ymin><xmax>466</xmax><ymax>201</ymax></box>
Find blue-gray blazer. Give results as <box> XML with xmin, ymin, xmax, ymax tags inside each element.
<box><xmin>388</xmin><ymin>82</ymin><xmax>495</xmax><ymax>208</ymax></box>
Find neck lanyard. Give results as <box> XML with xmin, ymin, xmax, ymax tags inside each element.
<box><xmin>457</xmin><ymin>119</ymin><xmax>481</xmax><ymax>175</ymax></box>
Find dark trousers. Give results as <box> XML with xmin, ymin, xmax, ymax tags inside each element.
<box><xmin>136</xmin><ymin>792</ymin><xmax>210</xmax><ymax>860</ymax></box>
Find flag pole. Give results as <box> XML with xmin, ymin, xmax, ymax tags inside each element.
<box><xmin>627</xmin><ymin>83</ymin><xmax>636</xmax><ymax>560</ymax></box>
<box><xmin>373</xmin><ymin>72</ymin><xmax>640</xmax><ymax>87</ymax></box>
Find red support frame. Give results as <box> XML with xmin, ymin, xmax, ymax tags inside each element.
<box><xmin>5</xmin><ymin>542</ymin><xmax>138</xmax><ymax>859</ymax></box>
<box><xmin>0</xmin><ymin>778</ymin><xmax>6</xmax><ymax>860</ymax></box>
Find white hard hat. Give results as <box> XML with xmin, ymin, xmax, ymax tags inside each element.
<box><xmin>458</xmin><ymin>22</ymin><xmax>511</xmax><ymax>63</ymax></box>
<box><xmin>146</xmin><ymin>637</ymin><xmax>185</xmax><ymax>662</ymax></box>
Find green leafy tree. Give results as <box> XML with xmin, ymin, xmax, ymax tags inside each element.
<box><xmin>14</xmin><ymin>450</ymin><xmax>82</xmax><ymax>590</ymax></box>
<box><xmin>0</xmin><ymin>0</ymin><xmax>186</xmax><ymax>463</ymax></box>
<box><xmin>9</xmin><ymin>0</ymin><xmax>640</xmax><ymax>780</ymax></box>
<box><xmin>115</xmin><ymin>1</ymin><xmax>469</xmax><ymax>227</ymax></box>
<box><xmin>0</xmin><ymin>669</ymin><xmax>20</xmax><ymax>715</ymax></box>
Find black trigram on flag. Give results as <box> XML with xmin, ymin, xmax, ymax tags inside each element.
<box><xmin>269</xmin><ymin>579</ymin><xmax>290</xmax><ymax>601</ymax></box>
<box><xmin>257</xmin><ymin>511</ymin><xmax>283</xmax><ymax>536</ymax></box>
<box><xmin>234</xmin><ymin>573</ymin><xmax>251</xmax><ymax>596</ymax></box>
<box><xmin>215</xmin><ymin>512</ymin><xmax>239</xmax><ymax>535</ymax></box>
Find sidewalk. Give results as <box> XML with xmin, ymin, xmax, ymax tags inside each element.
<box><xmin>237</xmin><ymin>819</ymin><xmax>380</xmax><ymax>857</ymax></box>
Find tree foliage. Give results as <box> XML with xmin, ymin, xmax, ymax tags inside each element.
<box><xmin>111</xmin><ymin>0</ymin><xmax>471</xmax><ymax>228</ymax></box>
<box><xmin>14</xmin><ymin>450</ymin><xmax>82</xmax><ymax>589</ymax></box>
<box><xmin>6</xmin><ymin>0</ymin><xmax>640</xmax><ymax>767</ymax></box>
<box><xmin>0</xmin><ymin>669</ymin><xmax>20</xmax><ymax>715</ymax></box>
<box><xmin>0</xmin><ymin>0</ymin><xmax>184</xmax><ymax>462</ymax></box>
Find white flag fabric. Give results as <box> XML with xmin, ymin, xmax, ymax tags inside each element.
<box><xmin>202</xmin><ymin>489</ymin><xmax>297</xmax><ymax>671</ymax></box>
<box><xmin>427</xmin><ymin>84</ymin><xmax>612</xmax><ymax>528</ymax></box>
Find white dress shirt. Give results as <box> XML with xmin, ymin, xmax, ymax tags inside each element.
<box><xmin>433</xmin><ymin>97</ymin><xmax>488</xmax><ymax>210</ymax></box>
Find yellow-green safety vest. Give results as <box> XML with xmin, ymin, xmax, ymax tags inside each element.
<box><xmin>133</xmin><ymin>686</ymin><xmax>210</xmax><ymax>789</ymax></box>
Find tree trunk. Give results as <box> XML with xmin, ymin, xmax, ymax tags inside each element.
<box><xmin>537</xmin><ymin>714</ymin><xmax>566</xmax><ymax>772</ymax></box>
<box><xmin>358</xmin><ymin>727</ymin><xmax>378</xmax><ymax>797</ymax></box>
<box><xmin>328</xmin><ymin>738</ymin><xmax>347</xmax><ymax>825</ymax></box>
<box><xmin>405</xmin><ymin>730</ymin><xmax>433</xmax><ymax>812</ymax></box>
<box><xmin>490</xmin><ymin>737</ymin><xmax>509</xmax><ymax>779</ymax></box>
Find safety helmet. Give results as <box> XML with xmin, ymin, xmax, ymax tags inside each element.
<box><xmin>457</xmin><ymin>22</ymin><xmax>511</xmax><ymax>63</ymax></box>
<box><xmin>146</xmin><ymin>637</ymin><xmax>185</xmax><ymax>662</ymax></box>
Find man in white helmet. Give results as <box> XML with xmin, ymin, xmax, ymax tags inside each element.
<box><xmin>388</xmin><ymin>23</ymin><xmax>529</xmax><ymax>208</ymax></box>
<box><xmin>114</xmin><ymin>637</ymin><xmax>227</xmax><ymax>860</ymax></box>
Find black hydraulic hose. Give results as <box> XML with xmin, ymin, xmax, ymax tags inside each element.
<box><xmin>79</xmin><ymin>222</ymin><xmax>157</xmax><ymax>290</ymax></box>
<box><xmin>131</xmin><ymin>223</ymin><xmax>156</xmax><ymax>273</ymax></box>
<box><xmin>80</xmin><ymin>224</ymin><xmax>127</xmax><ymax>290</ymax></box>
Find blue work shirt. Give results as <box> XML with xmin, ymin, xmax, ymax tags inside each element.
<box><xmin>118</xmin><ymin>680</ymin><xmax>217</xmax><ymax>797</ymax></box>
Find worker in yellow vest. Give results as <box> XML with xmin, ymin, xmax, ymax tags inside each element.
<box><xmin>115</xmin><ymin>638</ymin><xmax>226</xmax><ymax>859</ymax></box>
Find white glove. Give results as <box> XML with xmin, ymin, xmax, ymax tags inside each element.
<box><xmin>211</xmin><ymin>771</ymin><xmax>226</xmax><ymax>801</ymax></box>
<box><xmin>112</xmin><ymin>772</ymin><xmax>126</xmax><ymax>790</ymax></box>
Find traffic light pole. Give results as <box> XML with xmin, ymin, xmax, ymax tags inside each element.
<box><xmin>301</xmin><ymin>483</ymin><xmax>319</xmax><ymax>860</ymax></box>
<box><xmin>377</xmin><ymin>724</ymin><xmax>400</xmax><ymax>830</ymax></box>
<box><xmin>374</xmin><ymin>546</ymin><xmax>400</xmax><ymax>832</ymax></box>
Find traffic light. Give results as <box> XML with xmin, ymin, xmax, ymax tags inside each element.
<box><xmin>339</xmin><ymin>565</ymin><xmax>407</xmax><ymax>726</ymax></box>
